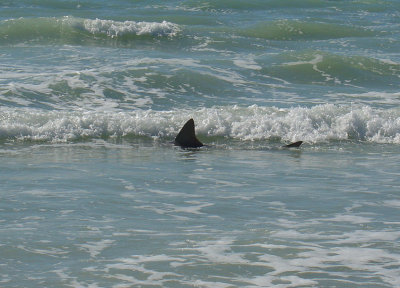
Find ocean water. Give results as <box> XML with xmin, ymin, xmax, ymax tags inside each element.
<box><xmin>1</xmin><ymin>1</ymin><xmax>400</xmax><ymax>287</ymax></box>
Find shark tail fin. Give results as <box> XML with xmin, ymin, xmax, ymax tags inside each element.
<box><xmin>284</xmin><ymin>141</ymin><xmax>303</xmax><ymax>148</ymax></box>
<box><xmin>174</xmin><ymin>119</ymin><xmax>204</xmax><ymax>148</ymax></box>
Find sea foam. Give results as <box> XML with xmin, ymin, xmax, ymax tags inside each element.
<box><xmin>0</xmin><ymin>17</ymin><xmax>181</xmax><ymax>44</ymax></box>
<box><xmin>0</xmin><ymin>104</ymin><xmax>399</xmax><ymax>144</ymax></box>
<box><xmin>83</xmin><ymin>18</ymin><xmax>181</xmax><ymax>38</ymax></box>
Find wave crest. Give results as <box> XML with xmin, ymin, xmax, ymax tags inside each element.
<box><xmin>0</xmin><ymin>17</ymin><xmax>181</xmax><ymax>45</ymax></box>
<box><xmin>0</xmin><ymin>105</ymin><xmax>399</xmax><ymax>144</ymax></box>
<box><xmin>83</xmin><ymin>18</ymin><xmax>181</xmax><ymax>38</ymax></box>
<box><xmin>239</xmin><ymin>20</ymin><xmax>374</xmax><ymax>41</ymax></box>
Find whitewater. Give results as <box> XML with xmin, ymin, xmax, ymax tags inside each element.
<box><xmin>1</xmin><ymin>1</ymin><xmax>400</xmax><ymax>287</ymax></box>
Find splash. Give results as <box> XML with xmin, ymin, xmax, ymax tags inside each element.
<box><xmin>83</xmin><ymin>18</ymin><xmax>181</xmax><ymax>38</ymax></box>
<box><xmin>0</xmin><ymin>17</ymin><xmax>181</xmax><ymax>44</ymax></box>
<box><xmin>0</xmin><ymin>104</ymin><xmax>399</xmax><ymax>144</ymax></box>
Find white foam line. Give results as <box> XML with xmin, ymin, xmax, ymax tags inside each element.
<box><xmin>83</xmin><ymin>18</ymin><xmax>181</xmax><ymax>38</ymax></box>
<box><xmin>17</xmin><ymin>245</ymin><xmax>68</xmax><ymax>257</ymax></box>
<box><xmin>329</xmin><ymin>230</ymin><xmax>400</xmax><ymax>244</ymax></box>
<box><xmin>77</xmin><ymin>239</ymin><xmax>115</xmax><ymax>258</ymax></box>
<box><xmin>104</xmin><ymin>255</ymin><xmax>183</xmax><ymax>286</ymax></box>
<box><xmin>190</xmin><ymin>280</ymin><xmax>234</xmax><ymax>288</ymax></box>
<box><xmin>326</xmin><ymin>214</ymin><xmax>373</xmax><ymax>224</ymax></box>
<box><xmin>1</xmin><ymin>104</ymin><xmax>399</xmax><ymax>143</ymax></box>
<box><xmin>136</xmin><ymin>201</ymin><xmax>214</xmax><ymax>216</ymax></box>
<box><xmin>383</xmin><ymin>199</ymin><xmax>400</xmax><ymax>208</ymax></box>
<box><xmin>0</xmin><ymin>277</ymin><xmax>10</xmax><ymax>284</ymax></box>
<box><xmin>54</xmin><ymin>268</ymin><xmax>102</xmax><ymax>288</ymax></box>
<box><xmin>189</xmin><ymin>238</ymin><xmax>250</xmax><ymax>265</ymax></box>
<box><xmin>284</xmin><ymin>54</ymin><xmax>342</xmax><ymax>84</ymax></box>
<box><xmin>233</xmin><ymin>56</ymin><xmax>262</xmax><ymax>70</ymax></box>
<box><xmin>148</xmin><ymin>188</ymin><xmax>198</xmax><ymax>198</ymax></box>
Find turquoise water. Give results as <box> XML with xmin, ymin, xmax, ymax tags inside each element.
<box><xmin>1</xmin><ymin>1</ymin><xmax>400</xmax><ymax>287</ymax></box>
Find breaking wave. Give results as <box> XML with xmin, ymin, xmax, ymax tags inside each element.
<box><xmin>0</xmin><ymin>16</ymin><xmax>181</xmax><ymax>45</ymax></box>
<box><xmin>82</xmin><ymin>18</ymin><xmax>181</xmax><ymax>38</ymax></box>
<box><xmin>0</xmin><ymin>104</ymin><xmax>399</xmax><ymax>144</ymax></box>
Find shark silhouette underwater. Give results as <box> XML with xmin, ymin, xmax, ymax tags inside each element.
<box><xmin>174</xmin><ymin>119</ymin><xmax>303</xmax><ymax>149</ymax></box>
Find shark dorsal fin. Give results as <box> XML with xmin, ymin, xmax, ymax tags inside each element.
<box><xmin>284</xmin><ymin>141</ymin><xmax>303</xmax><ymax>148</ymax></box>
<box><xmin>174</xmin><ymin>119</ymin><xmax>204</xmax><ymax>148</ymax></box>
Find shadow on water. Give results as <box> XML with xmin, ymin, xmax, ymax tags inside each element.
<box><xmin>175</xmin><ymin>146</ymin><xmax>204</xmax><ymax>162</ymax></box>
<box><xmin>280</xmin><ymin>148</ymin><xmax>303</xmax><ymax>160</ymax></box>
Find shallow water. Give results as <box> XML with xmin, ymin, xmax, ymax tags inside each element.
<box><xmin>1</xmin><ymin>142</ymin><xmax>400</xmax><ymax>287</ymax></box>
<box><xmin>1</xmin><ymin>0</ymin><xmax>400</xmax><ymax>287</ymax></box>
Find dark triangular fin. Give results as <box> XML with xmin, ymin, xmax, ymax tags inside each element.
<box><xmin>284</xmin><ymin>141</ymin><xmax>303</xmax><ymax>148</ymax></box>
<box><xmin>174</xmin><ymin>119</ymin><xmax>204</xmax><ymax>148</ymax></box>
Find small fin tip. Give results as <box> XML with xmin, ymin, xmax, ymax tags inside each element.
<box><xmin>284</xmin><ymin>141</ymin><xmax>303</xmax><ymax>148</ymax></box>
